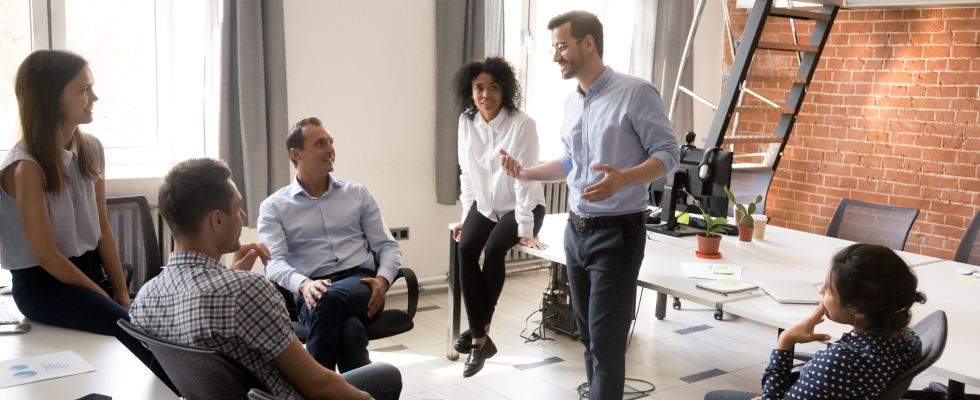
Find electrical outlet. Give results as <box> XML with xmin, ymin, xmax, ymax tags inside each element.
<box><xmin>390</xmin><ymin>227</ymin><xmax>409</xmax><ymax>241</ymax></box>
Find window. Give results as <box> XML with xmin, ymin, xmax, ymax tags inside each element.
<box><xmin>0</xmin><ymin>0</ymin><xmax>210</xmax><ymax>179</ymax></box>
<box><xmin>503</xmin><ymin>0</ymin><xmax>636</xmax><ymax>162</ymax></box>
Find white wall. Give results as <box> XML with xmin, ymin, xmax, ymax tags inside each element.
<box><xmin>254</xmin><ymin>0</ymin><xmax>459</xmax><ymax>281</ymax></box>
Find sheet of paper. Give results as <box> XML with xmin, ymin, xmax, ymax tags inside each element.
<box><xmin>752</xmin><ymin>300</ymin><xmax>817</xmax><ymax>319</ymax></box>
<box><xmin>0</xmin><ymin>351</ymin><xmax>94</xmax><ymax>389</ymax></box>
<box><xmin>681</xmin><ymin>263</ymin><xmax>744</xmax><ymax>280</ymax></box>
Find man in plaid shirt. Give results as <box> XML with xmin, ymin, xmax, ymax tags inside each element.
<box><xmin>131</xmin><ymin>158</ymin><xmax>401</xmax><ymax>400</ymax></box>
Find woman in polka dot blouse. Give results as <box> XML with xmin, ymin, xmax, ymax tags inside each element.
<box><xmin>706</xmin><ymin>243</ymin><xmax>927</xmax><ymax>400</ymax></box>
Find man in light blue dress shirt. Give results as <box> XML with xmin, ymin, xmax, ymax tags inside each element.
<box><xmin>259</xmin><ymin>117</ymin><xmax>401</xmax><ymax>373</ymax></box>
<box><xmin>501</xmin><ymin>11</ymin><xmax>679</xmax><ymax>400</ymax></box>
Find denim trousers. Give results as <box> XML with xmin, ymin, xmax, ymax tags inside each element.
<box><xmin>341</xmin><ymin>361</ymin><xmax>403</xmax><ymax>400</ymax></box>
<box><xmin>563</xmin><ymin>216</ymin><xmax>646</xmax><ymax>400</ymax></box>
<box><xmin>298</xmin><ymin>271</ymin><xmax>382</xmax><ymax>373</ymax></box>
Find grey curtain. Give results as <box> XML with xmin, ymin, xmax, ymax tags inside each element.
<box><xmin>435</xmin><ymin>0</ymin><xmax>504</xmax><ymax>205</ymax></box>
<box><xmin>217</xmin><ymin>0</ymin><xmax>290</xmax><ymax>226</ymax></box>
<box><xmin>631</xmin><ymin>0</ymin><xmax>694</xmax><ymax>137</ymax></box>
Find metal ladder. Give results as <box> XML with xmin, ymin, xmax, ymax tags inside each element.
<box><xmin>669</xmin><ymin>0</ymin><xmax>841</xmax><ymax>173</ymax></box>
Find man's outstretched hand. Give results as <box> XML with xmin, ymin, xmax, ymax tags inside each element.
<box><xmin>581</xmin><ymin>165</ymin><xmax>627</xmax><ymax>203</ymax></box>
<box><xmin>500</xmin><ymin>149</ymin><xmax>530</xmax><ymax>181</ymax></box>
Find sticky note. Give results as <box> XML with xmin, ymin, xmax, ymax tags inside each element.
<box><xmin>957</xmin><ymin>278</ymin><xmax>978</xmax><ymax>284</ymax></box>
<box><xmin>719</xmin><ymin>278</ymin><xmax>742</xmax><ymax>285</ymax></box>
<box><xmin>713</xmin><ymin>267</ymin><xmax>733</xmax><ymax>275</ymax></box>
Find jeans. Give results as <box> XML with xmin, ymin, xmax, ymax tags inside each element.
<box><xmin>10</xmin><ymin>251</ymin><xmax>178</xmax><ymax>394</ymax></box>
<box><xmin>341</xmin><ymin>361</ymin><xmax>402</xmax><ymax>400</ymax></box>
<box><xmin>458</xmin><ymin>203</ymin><xmax>545</xmax><ymax>338</ymax></box>
<box><xmin>298</xmin><ymin>271</ymin><xmax>382</xmax><ymax>372</ymax></box>
<box><xmin>703</xmin><ymin>391</ymin><xmax>760</xmax><ymax>400</ymax></box>
<box><xmin>564</xmin><ymin>216</ymin><xmax>646</xmax><ymax>400</ymax></box>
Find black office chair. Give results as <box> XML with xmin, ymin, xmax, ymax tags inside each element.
<box><xmin>826</xmin><ymin>199</ymin><xmax>919</xmax><ymax>251</ymax></box>
<box><xmin>955</xmin><ymin>210</ymin><xmax>980</xmax><ymax>266</ymax></box>
<box><xmin>107</xmin><ymin>196</ymin><xmax>163</xmax><ymax>296</ymax></box>
<box><xmin>270</xmin><ymin>267</ymin><xmax>419</xmax><ymax>343</ymax></box>
<box><xmin>118</xmin><ymin>320</ymin><xmax>269</xmax><ymax>400</ymax></box>
<box><xmin>247</xmin><ymin>389</ymin><xmax>276</xmax><ymax>400</ymax></box>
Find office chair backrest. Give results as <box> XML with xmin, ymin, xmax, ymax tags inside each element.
<box><xmin>107</xmin><ymin>196</ymin><xmax>162</xmax><ymax>293</ymax></box>
<box><xmin>826</xmin><ymin>199</ymin><xmax>919</xmax><ymax>251</ymax></box>
<box><xmin>875</xmin><ymin>310</ymin><xmax>948</xmax><ymax>400</ymax></box>
<box><xmin>118</xmin><ymin>320</ymin><xmax>269</xmax><ymax>400</ymax></box>
<box><xmin>727</xmin><ymin>170</ymin><xmax>775</xmax><ymax>218</ymax></box>
<box><xmin>955</xmin><ymin>210</ymin><xmax>980</xmax><ymax>266</ymax></box>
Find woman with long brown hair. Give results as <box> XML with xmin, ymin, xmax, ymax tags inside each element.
<box><xmin>0</xmin><ymin>50</ymin><xmax>174</xmax><ymax>392</ymax></box>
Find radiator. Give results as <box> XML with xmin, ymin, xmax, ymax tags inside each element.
<box><xmin>154</xmin><ymin>206</ymin><xmax>176</xmax><ymax>265</ymax></box>
<box><xmin>504</xmin><ymin>181</ymin><xmax>570</xmax><ymax>264</ymax></box>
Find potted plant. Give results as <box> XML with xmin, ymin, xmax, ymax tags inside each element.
<box><xmin>724</xmin><ymin>186</ymin><xmax>763</xmax><ymax>242</ymax></box>
<box><xmin>680</xmin><ymin>189</ymin><xmax>728</xmax><ymax>257</ymax></box>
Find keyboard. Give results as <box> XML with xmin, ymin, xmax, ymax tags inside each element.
<box><xmin>0</xmin><ymin>299</ymin><xmax>20</xmax><ymax>325</ymax></box>
<box><xmin>684</xmin><ymin>214</ymin><xmax>739</xmax><ymax>236</ymax></box>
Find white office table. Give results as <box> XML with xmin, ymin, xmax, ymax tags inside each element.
<box><xmin>0</xmin><ymin>270</ymin><xmax>176</xmax><ymax>399</ymax></box>
<box><xmin>722</xmin><ymin>295</ymin><xmax>980</xmax><ymax>388</ymax></box>
<box><xmin>911</xmin><ymin>261</ymin><xmax>980</xmax><ymax>309</ymax></box>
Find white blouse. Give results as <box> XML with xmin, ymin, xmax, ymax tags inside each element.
<box><xmin>0</xmin><ymin>134</ymin><xmax>103</xmax><ymax>270</ymax></box>
<box><xmin>458</xmin><ymin>108</ymin><xmax>545</xmax><ymax>238</ymax></box>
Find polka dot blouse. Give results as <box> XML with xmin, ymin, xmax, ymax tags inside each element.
<box><xmin>761</xmin><ymin>329</ymin><xmax>923</xmax><ymax>399</ymax></box>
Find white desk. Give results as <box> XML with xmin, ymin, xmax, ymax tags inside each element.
<box><xmin>911</xmin><ymin>261</ymin><xmax>980</xmax><ymax>309</ymax></box>
<box><xmin>722</xmin><ymin>296</ymin><xmax>980</xmax><ymax>388</ymax></box>
<box><xmin>0</xmin><ymin>270</ymin><xmax>176</xmax><ymax>399</ymax></box>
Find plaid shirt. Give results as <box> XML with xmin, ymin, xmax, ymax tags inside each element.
<box><xmin>130</xmin><ymin>251</ymin><xmax>301</xmax><ymax>400</ymax></box>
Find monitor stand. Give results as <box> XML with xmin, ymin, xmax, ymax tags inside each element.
<box><xmin>646</xmin><ymin>222</ymin><xmax>704</xmax><ymax>237</ymax></box>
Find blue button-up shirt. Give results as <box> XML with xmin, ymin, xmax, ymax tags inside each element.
<box><xmin>258</xmin><ymin>176</ymin><xmax>401</xmax><ymax>293</ymax></box>
<box><xmin>557</xmin><ymin>66</ymin><xmax>680</xmax><ymax>217</ymax></box>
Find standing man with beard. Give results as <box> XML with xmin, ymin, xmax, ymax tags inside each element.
<box><xmin>500</xmin><ymin>10</ymin><xmax>679</xmax><ymax>400</ymax></box>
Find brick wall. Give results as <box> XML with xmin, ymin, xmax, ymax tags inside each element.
<box><xmin>722</xmin><ymin>2</ymin><xmax>980</xmax><ymax>260</ymax></box>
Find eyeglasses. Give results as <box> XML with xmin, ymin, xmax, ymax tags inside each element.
<box><xmin>549</xmin><ymin>38</ymin><xmax>584</xmax><ymax>56</ymax></box>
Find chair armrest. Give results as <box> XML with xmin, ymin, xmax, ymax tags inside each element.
<box><xmin>269</xmin><ymin>281</ymin><xmax>299</xmax><ymax>322</ymax></box>
<box><xmin>392</xmin><ymin>268</ymin><xmax>419</xmax><ymax>320</ymax></box>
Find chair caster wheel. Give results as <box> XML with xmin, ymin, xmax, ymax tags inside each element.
<box><xmin>714</xmin><ymin>310</ymin><xmax>724</xmax><ymax>320</ymax></box>
<box><xmin>673</xmin><ymin>297</ymin><xmax>681</xmax><ymax>310</ymax></box>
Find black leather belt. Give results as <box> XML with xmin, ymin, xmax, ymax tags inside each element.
<box><xmin>569</xmin><ymin>211</ymin><xmax>646</xmax><ymax>230</ymax></box>
<box><xmin>312</xmin><ymin>267</ymin><xmax>376</xmax><ymax>282</ymax></box>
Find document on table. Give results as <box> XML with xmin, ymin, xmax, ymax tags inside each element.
<box><xmin>752</xmin><ymin>300</ymin><xmax>818</xmax><ymax>318</ymax></box>
<box><xmin>0</xmin><ymin>351</ymin><xmax>94</xmax><ymax>389</ymax></box>
<box><xmin>681</xmin><ymin>263</ymin><xmax>744</xmax><ymax>280</ymax></box>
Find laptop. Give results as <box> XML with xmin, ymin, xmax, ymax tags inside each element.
<box><xmin>757</xmin><ymin>280</ymin><xmax>822</xmax><ymax>304</ymax></box>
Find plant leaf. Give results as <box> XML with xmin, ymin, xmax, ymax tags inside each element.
<box><xmin>725</xmin><ymin>186</ymin><xmax>737</xmax><ymax>203</ymax></box>
<box><xmin>709</xmin><ymin>226</ymin><xmax>726</xmax><ymax>234</ymax></box>
<box><xmin>713</xmin><ymin>217</ymin><xmax>729</xmax><ymax>226</ymax></box>
<box><xmin>755</xmin><ymin>195</ymin><xmax>763</xmax><ymax>204</ymax></box>
<box><xmin>736</xmin><ymin>204</ymin><xmax>747</xmax><ymax>215</ymax></box>
<box><xmin>747</xmin><ymin>203</ymin><xmax>756</xmax><ymax>216</ymax></box>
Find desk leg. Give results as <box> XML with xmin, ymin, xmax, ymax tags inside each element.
<box><xmin>655</xmin><ymin>292</ymin><xmax>667</xmax><ymax>320</ymax></box>
<box><xmin>447</xmin><ymin>232</ymin><xmax>461</xmax><ymax>361</ymax></box>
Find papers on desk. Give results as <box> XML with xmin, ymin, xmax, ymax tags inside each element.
<box><xmin>682</xmin><ymin>263</ymin><xmax>744</xmax><ymax>280</ymax></box>
<box><xmin>0</xmin><ymin>351</ymin><xmax>94</xmax><ymax>389</ymax></box>
<box><xmin>752</xmin><ymin>299</ymin><xmax>818</xmax><ymax>318</ymax></box>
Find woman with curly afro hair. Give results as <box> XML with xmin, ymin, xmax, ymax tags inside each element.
<box><xmin>450</xmin><ymin>57</ymin><xmax>546</xmax><ymax>377</ymax></box>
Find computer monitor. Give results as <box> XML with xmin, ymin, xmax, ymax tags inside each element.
<box><xmin>648</xmin><ymin>134</ymin><xmax>733</xmax><ymax>237</ymax></box>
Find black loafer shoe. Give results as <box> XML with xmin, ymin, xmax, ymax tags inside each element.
<box><xmin>454</xmin><ymin>329</ymin><xmax>473</xmax><ymax>353</ymax></box>
<box><xmin>462</xmin><ymin>336</ymin><xmax>497</xmax><ymax>378</ymax></box>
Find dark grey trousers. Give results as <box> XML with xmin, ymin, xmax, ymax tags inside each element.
<box><xmin>563</xmin><ymin>216</ymin><xmax>646</xmax><ymax>400</ymax></box>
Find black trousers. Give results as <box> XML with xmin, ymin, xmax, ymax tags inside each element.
<box><xmin>564</xmin><ymin>215</ymin><xmax>646</xmax><ymax>400</ymax></box>
<box><xmin>458</xmin><ymin>203</ymin><xmax>545</xmax><ymax>338</ymax></box>
<box><xmin>11</xmin><ymin>251</ymin><xmax>178</xmax><ymax>394</ymax></box>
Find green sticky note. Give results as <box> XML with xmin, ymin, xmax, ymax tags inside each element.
<box><xmin>957</xmin><ymin>278</ymin><xmax>978</xmax><ymax>284</ymax></box>
<box><xmin>713</xmin><ymin>267</ymin><xmax>733</xmax><ymax>275</ymax></box>
<box><xmin>719</xmin><ymin>278</ymin><xmax>742</xmax><ymax>285</ymax></box>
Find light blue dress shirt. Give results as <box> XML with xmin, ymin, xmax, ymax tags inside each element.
<box><xmin>258</xmin><ymin>176</ymin><xmax>401</xmax><ymax>293</ymax></box>
<box><xmin>557</xmin><ymin>66</ymin><xmax>680</xmax><ymax>217</ymax></box>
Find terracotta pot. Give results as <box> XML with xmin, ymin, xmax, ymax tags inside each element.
<box><xmin>738</xmin><ymin>226</ymin><xmax>755</xmax><ymax>242</ymax></box>
<box><xmin>697</xmin><ymin>234</ymin><xmax>722</xmax><ymax>255</ymax></box>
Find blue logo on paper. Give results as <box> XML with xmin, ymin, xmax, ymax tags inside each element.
<box><xmin>13</xmin><ymin>371</ymin><xmax>37</xmax><ymax>378</ymax></box>
<box><xmin>9</xmin><ymin>365</ymin><xmax>28</xmax><ymax>371</ymax></box>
